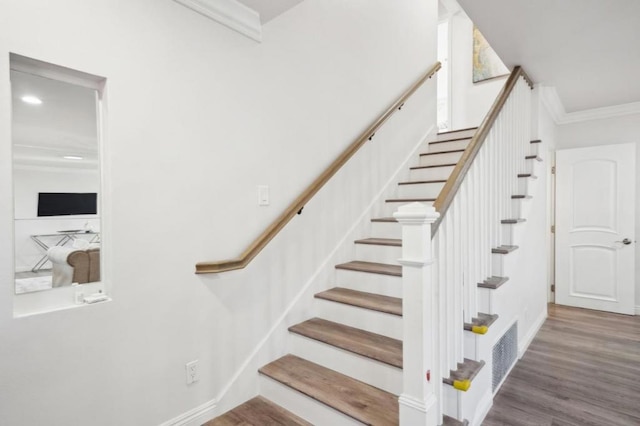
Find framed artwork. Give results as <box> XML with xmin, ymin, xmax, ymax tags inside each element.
<box><xmin>473</xmin><ymin>26</ymin><xmax>509</xmax><ymax>83</ymax></box>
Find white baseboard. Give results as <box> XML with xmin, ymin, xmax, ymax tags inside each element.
<box><xmin>159</xmin><ymin>398</ymin><xmax>217</xmax><ymax>426</ymax></box>
<box><xmin>518</xmin><ymin>308</ymin><xmax>547</xmax><ymax>359</ymax></box>
<box><xmin>470</xmin><ymin>390</ymin><xmax>493</xmax><ymax>426</ymax></box>
<box><xmin>635</xmin><ymin>306</ymin><xmax>640</xmax><ymax>315</ymax></box>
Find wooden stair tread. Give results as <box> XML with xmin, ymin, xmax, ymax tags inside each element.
<box><xmin>437</xmin><ymin>126</ymin><xmax>478</xmax><ymax>135</ymax></box>
<box><xmin>335</xmin><ymin>260</ymin><xmax>402</xmax><ymax>277</ymax></box>
<box><xmin>354</xmin><ymin>238</ymin><xmax>401</xmax><ymax>247</ymax></box>
<box><xmin>204</xmin><ymin>396</ymin><xmax>311</xmax><ymax>426</ymax></box>
<box><xmin>289</xmin><ymin>318</ymin><xmax>402</xmax><ymax>368</ymax></box>
<box><xmin>386</xmin><ymin>197</ymin><xmax>436</xmax><ymax>203</ymax></box>
<box><xmin>420</xmin><ymin>148</ymin><xmax>466</xmax><ymax>156</ymax></box>
<box><xmin>501</xmin><ymin>218</ymin><xmax>526</xmax><ymax>224</ymax></box>
<box><xmin>464</xmin><ymin>313</ymin><xmax>499</xmax><ymax>331</ymax></box>
<box><xmin>525</xmin><ymin>155</ymin><xmax>543</xmax><ymax>161</ymax></box>
<box><xmin>443</xmin><ymin>358</ymin><xmax>485</xmax><ymax>386</ymax></box>
<box><xmin>428</xmin><ymin>136</ymin><xmax>472</xmax><ymax>144</ymax></box>
<box><xmin>511</xmin><ymin>194</ymin><xmax>532</xmax><ymax>199</ymax></box>
<box><xmin>478</xmin><ymin>276</ymin><xmax>509</xmax><ymax>289</ymax></box>
<box><xmin>371</xmin><ymin>217</ymin><xmax>397</xmax><ymax>223</ymax></box>
<box><xmin>410</xmin><ymin>163</ymin><xmax>458</xmax><ymax>170</ymax></box>
<box><xmin>315</xmin><ymin>287</ymin><xmax>402</xmax><ymax>316</ymax></box>
<box><xmin>492</xmin><ymin>245</ymin><xmax>518</xmax><ymax>254</ymax></box>
<box><xmin>398</xmin><ymin>179</ymin><xmax>447</xmax><ymax>185</ymax></box>
<box><xmin>442</xmin><ymin>415</ymin><xmax>469</xmax><ymax>426</ymax></box>
<box><xmin>530</xmin><ymin>139</ymin><xmax>542</xmax><ymax>144</ymax></box>
<box><xmin>518</xmin><ymin>173</ymin><xmax>538</xmax><ymax>179</ymax></box>
<box><xmin>259</xmin><ymin>354</ymin><xmax>399</xmax><ymax>425</ymax></box>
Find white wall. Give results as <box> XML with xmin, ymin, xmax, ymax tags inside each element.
<box><xmin>449</xmin><ymin>11</ymin><xmax>506</xmax><ymax>129</ymax></box>
<box><xmin>556</xmin><ymin>113</ymin><xmax>640</xmax><ymax>309</ymax></box>
<box><xmin>13</xmin><ymin>166</ymin><xmax>100</xmax><ymax>272</ymax></box>
<box><xmin>0</xmin><ymin>0</ymin><xmax>438</xmax><ymax>425</ymax></box>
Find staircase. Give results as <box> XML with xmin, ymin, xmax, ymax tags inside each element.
<box><xmin>206</xmin><ymin>128</ymin><xmax>481</xmax><ymax>426</ymax></box>
<box><xmin>204</xmin><ymin>68</ymin><xmax>538</xmax><ymax>425</ymax></box>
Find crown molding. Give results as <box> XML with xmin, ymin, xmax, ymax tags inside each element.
<box><xmin>538</xmin><ymin>85</ymin><xmax>640</xmax><ymax>125</ymax></box>
<box><xmin>173</xmin><ymin>0</ymin><xmax>262</xmax><ymax>42</ymax></box>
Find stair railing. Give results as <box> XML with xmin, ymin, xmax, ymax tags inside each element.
<box><xmin>395</xmin><ymin>66</ymin><xmax>533</xmax><ymax>425</ymax></box>
<box><xmin>195</xmin><ymin>62</ymin><xmax>441</xmax><ymax>273</ymax></box>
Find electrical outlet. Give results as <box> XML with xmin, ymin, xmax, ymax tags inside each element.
<box><xmin>185</xmin><ymin>360</ymin><xmax>199</xmax><ymax>385</ymax></box>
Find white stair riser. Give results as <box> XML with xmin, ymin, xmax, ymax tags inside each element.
<box><xmin>436</xmin><ymin>128</ymin><xmax>476</xmax><ymax>141</ymax></box>
<box><xmin>370</xmin><ymin>221</ymin><xmax>401</xmax><ymax>239</ymax></box>
<box><xmin>335</xmin><ymin>269</ymin><xmax>402</xmax><ymax>298</ymax></box>
<box><xmin>529</xmin><ymin>142</ymin><xmax>540</xmax><ymax>156</ymax></box>
<box><xmin>289</xmin><ymin>334</ymin><xmax>402</xmax><ymax>395</ymax></box>
<box><xmin>409</xmin><ymin>165</ymin><xmax>455</xmax><ymax>181</ymax></box>
<box><xmin>523</xmin><ymin>157</ymin><xmax>543</xmax><ymax>175</ymax></box>
<box><xmin>384</xmin><ymin>200</ymin><xmax>434</xmax><ymax>217</ymax></box>
<box><xmin>397</xmin><ymin>181</ymin><xmax>445</xmax><ymax>199</ymax></box>
<box><xmin>419</xmin><ymin>151</ymin><xmax>464</xmax><ymax>167</ymax></box>
<box><xmin>502</xmin><ymin>222</ymin><xmax>525</xmax><ymax>246</ymax></box>
<box><xmin>259</xmin><ymin>376</ymin><xmax>361</xmax><ymax>426</ymax></box>
<box><xmin>511</xmin><ymin>199</ymin><xmax>522</xmax><ymax>218</ymax></box>
<box><xmin>492</xmin><ymin>253</ymin><xmax>506</xmax><ymax>278</ymax></box>
<box><xmin>355</xmin><ymin>243</ymin><xmax>402</xmax><ymax>265</ymax></box>
<box><xmin>442</xmin><ymin>385</ymin><xmax>460</xmax><ymax>421</ymax></box>
<box><xmin>477</xmin><ymin>287</ymin><xmax>496</xmax><ymax>314</ymax></box>
<box><xmin>315</xmin><ymin>298</ymin><xmax>402</xmax><ymax>340</ymax></box>
<box><xmin>518</xmin><ymin>177</ymin><xmax>532</xmax><ymax>194</ymax></box>
<box><xmin>428</xmin><ymin>139</ymin><xmax>470</xmax><ymax>153</ymax></box>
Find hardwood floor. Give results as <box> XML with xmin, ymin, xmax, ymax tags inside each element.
<box><xmin>483</xmin><ymin>304</ymin><xmax>640</xmax><ymax>426</ymax></box>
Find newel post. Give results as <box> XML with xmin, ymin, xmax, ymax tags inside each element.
<box><xmin>393</xmin><ymin>202</ymin><xmax>441</xmax><ymax>426</ymax></box>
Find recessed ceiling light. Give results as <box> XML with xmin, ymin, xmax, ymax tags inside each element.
<box><xmin>63</xmin><ymin>155</ymin><xmax>83</xmax><ymax>160</ymax></box>
<box><xmin>21</xmin><ymin>95</ymin><xmax>43</xmax><ymax>105</ymax></box>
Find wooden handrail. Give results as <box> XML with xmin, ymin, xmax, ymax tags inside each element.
<box><xmin>432</xmin><ymin>66</ymin><xmax>533</xmax><ymax>233</ymax></box>
<box><xmin>197</xmin><ymin>62</ymin><xmax>442</xmax><ymax>274</ymax></box>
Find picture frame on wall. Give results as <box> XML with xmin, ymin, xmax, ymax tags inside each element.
<box><xmin>473</xmin><ymin>25</ymin><xmax>509</xmax><ymax>83</ymax></box>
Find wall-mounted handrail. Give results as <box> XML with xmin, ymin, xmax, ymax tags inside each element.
<box><xmin>196</xmin><ymin>62</ymin><xmax>442</xmax><ymax>274</ymax></box>
<box><xmin>432</xmin><ymin>66</ymin><xmax>533</xmax><ymax>233</ymax></box>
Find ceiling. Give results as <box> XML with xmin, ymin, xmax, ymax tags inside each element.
<box><xmin>11</xmin><ymin>70</ymin><xmax>98</xmax><ymax>169</ymax></box>
<box><xmin>236</xmin><ymin>0</ymin><xmax>303</xmax><ymax>24</ymax></box>
<box><xmin>457</xmin><ymin>0</ymin><xmax>640</xmax><ymax>112</ymax></box>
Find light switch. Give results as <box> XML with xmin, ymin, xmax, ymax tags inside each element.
<box><xmin>258</xmin><ymin>185</ymin><xmax>269</xmax><ymax>206</ymax></box>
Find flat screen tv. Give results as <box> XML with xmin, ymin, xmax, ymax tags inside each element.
<box><xmin>37</xmin><ymin>192</ymin><xmax>97</xmax><ymax>217</ymax></box>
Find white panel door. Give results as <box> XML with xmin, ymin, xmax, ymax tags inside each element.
<box><xmin>556</xmin><ymin>143</ymin><xmax>635</xmax><ymax>315</ymax></box>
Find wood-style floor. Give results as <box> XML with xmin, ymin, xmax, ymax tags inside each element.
<box><xmin>483</xmin><ymin>303</ymin><xmax>640</xmax><ymax>426</ymax></box>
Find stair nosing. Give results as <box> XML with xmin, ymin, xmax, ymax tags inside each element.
<box><xmin>385</xmin><ymin>197</ymin><xmax>436</xmax><ymax>203</ymax></box>
<box><xmin>410</xmin><ymin>163</ymin><xmax>458</xmax><ymax>170</ymax></box>
<box><xmin>517</xmin><ymin>173</ymin><xmax>538</xmax><ymax>179</ymax></box>
<box><xmin>420</xmin><ymin>148</ymin><xmax>466</xmax><ymax>156</ymax></box>
<box><xmin>288</xmin><ymin>318</ymin><xmax>402</xmax><ymax>369</ymax></box>
<box><xmin>259</xmin><ymin>354</ymin><xmax>399</xmax><ymax>425</ymax></box>
<box><xmin>437</xmin><ymin>126</ymin><xmax>478</xmax><ymax>135</ymax></box>
<box><xmin>501</xmin><ymin>218</ymin><xmax>526</xmax><ymax>224</ymax></box>
<box><xmin>492</xmin><ymin>245</ymin><xmax>519</xmax><ymax>254</ymax></box>
<box><xmin>478</xmin><ymin>276</ymin><xmax>509</xmax><ymax>289</ymax></box>
<box><xmin>315</xmin><ymin>287</ymin><xmax>402</xmax><ymax>316</ymax></box>
<box><xmin>335</xmin><ymin>260</ymin><xmax>402</xmax><ymax>277</ymax></box>
<box><xmin>354</xmin><ymin>238</ymin><xmax>401</xmax><ymax>247</ymax></box>
<box><xmin>428</xmin><ymin>136</ymin><xmax>472</xmax><ymax>144</ymax></box>
<box><xmin>398</xmin><ymin>179</ymin><xmax>447</xmax><ymax>185</ymax></box>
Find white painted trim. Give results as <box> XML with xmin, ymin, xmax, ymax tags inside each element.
<box><xmin>159</xmin><ymin>398</ymin><xmax>217</xmax><ymax>426</ymax></box>
<box><xmin>213</xmin><ymin>125</ymin><xmax>437</xmax><ymax>406</ymax></box>
<box><xmin>538</xmin><ymin>84</ymin><xmax>640</xmax><ymax>125</ymax></box>
<box><xmin>635</xmin><ymin>305</ymin><xmax>640</xmax><ymax>315</ymax></box>
<box><xmin>470</xmin><ymin>390</ymin><xmax>493</xmax><ymax>426</ymax></box>
<box><xmin>518</xmin><ymin>309</ymin><xmax>547</xmax><ymax>359</ymax></box>
<box><xmin>173</xmin><ymin>0</ymin><xmax>262</xmax><ymax>42</ymax></box>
